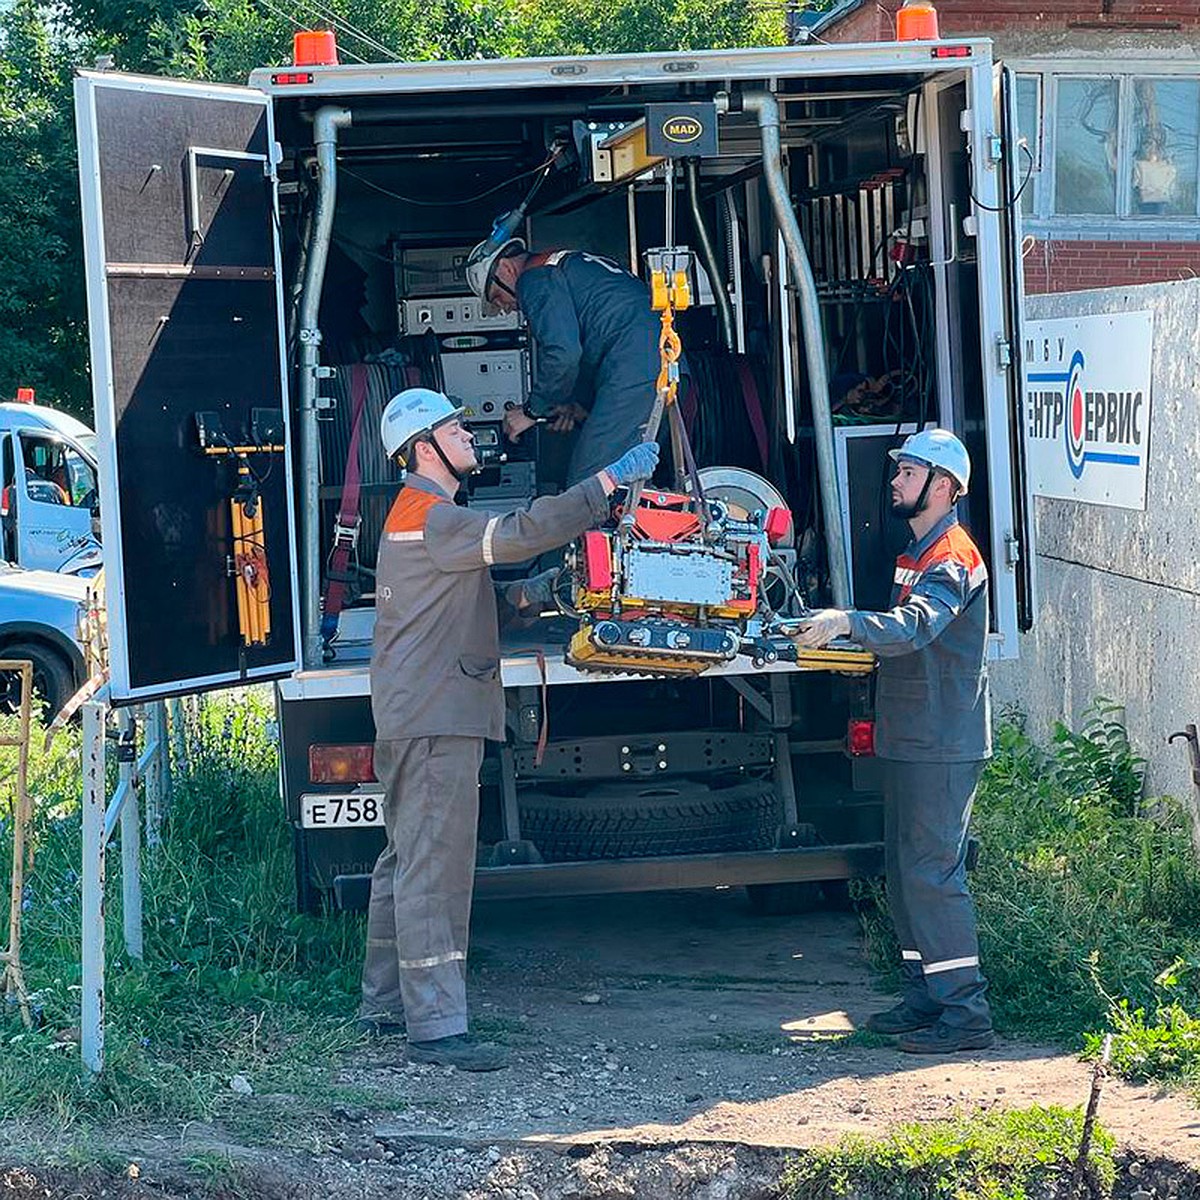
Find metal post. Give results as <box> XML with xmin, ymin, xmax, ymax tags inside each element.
<box><xmin>117</xmin><ymin>709</ymin><xmax>143</xmax><ymax>962</ymax></box>
<box><xmin>81</xmin><ymin>698</ymin><xmax>108</xmax><ymax>1074</ymax></box>
<box><xmin>143</xmin><ymin>701</ymin><xmax>164</xmax><ymax>849</ymax></box>
<box><xmin>169</xmin><ymin>696</ymin><xmax>188</xmax><ymax>780</ymax></box>
<box><xmin>716</xmin><ymin>90</ymin><xmax>851</xmax><ymax>608</ymax></box>
<box><xmin>159</xmin><ymin>699</ymin><xmax>173</xmax><ymax>808</ymax></box>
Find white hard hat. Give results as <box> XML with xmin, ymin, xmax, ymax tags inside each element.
<box><xmin>464</xmin><ymin>236</ymin><xmax>525</xmax><ymax>305</ymax></box>
<box><xmin>888</xmin><ymin>428</ymin><xmax>971</xmax><ymax>494</ymax></box>
<box><xmin>380</xmin><ymin>388</ymin><xmax>463</xmax><ymax>462</ymax></box>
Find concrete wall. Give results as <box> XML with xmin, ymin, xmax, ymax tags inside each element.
<box><xmin>991</xmin><ymin>277</ymin><xmax>1200</xmax><ymax>806</ymax></box>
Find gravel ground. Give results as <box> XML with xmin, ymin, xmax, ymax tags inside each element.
<box><xmin>5</xmin><ymin>890</ymin><xmax>1200</xmax><ymax>1198</ymax></box>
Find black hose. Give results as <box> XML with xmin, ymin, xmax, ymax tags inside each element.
<box><xmin>684</xmin><ymin>160</ymin><xmax>735</xmax><ymax>352</ymax></box>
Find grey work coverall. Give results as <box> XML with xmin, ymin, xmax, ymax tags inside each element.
<box><xmin>363</xmin><ymin>472</ymin><xmax>610</xmax><ymax>1040</ymax></box>
<box><xmin>846</xmin><ymin>511</ymin><xmax>993</xmax><ymax>1032</ymax></box>
<box><xmin>517</xmin><ymin>251</ymin><xmax>662</xmax><ymax>486</ymax></box>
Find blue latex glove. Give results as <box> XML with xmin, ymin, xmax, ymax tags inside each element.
<box><xmin>604</xmin><ymin>441</ymin><xmax>660</xmax><ymax>486</ymax></box>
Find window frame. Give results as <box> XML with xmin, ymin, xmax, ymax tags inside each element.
<box><xmin>1007</xmin><ymin>57</ymin><xmax>1200</xmax><ymax>237</ymax></box>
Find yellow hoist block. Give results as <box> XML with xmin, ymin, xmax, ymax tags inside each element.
<box><xmin>649</xmin><ymin>267</ymin><xmax>692</xmax><ymax>312</ymax></box>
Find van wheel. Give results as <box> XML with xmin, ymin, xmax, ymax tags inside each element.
<box><xmin>519</xmin><ymin>779</ymin><xmax>778</xmax><ymax>862</ymax></box>
<box><xmin>0</xmin><ymin>642</ymin><xmax>76</xmax><ymax>717</ymax></box>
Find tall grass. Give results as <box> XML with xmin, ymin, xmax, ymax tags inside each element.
<box><xmin>0</xmin><ymin>690</ymin><xmax>364</xmax><ymax>1122</ymax></box>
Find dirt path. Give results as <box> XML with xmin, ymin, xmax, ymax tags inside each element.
<box><xmin>6</xmin><ymin>890</ymin><xmax>1200</xmax><ymax>1197</ymax></box>
<box><xmin>347</xmin><ymin>890</ymin><xmax>1200</xmax><ymax>1165</ymax></box>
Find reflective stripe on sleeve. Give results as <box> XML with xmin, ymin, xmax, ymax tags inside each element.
<box><xmin>386</xmin><ymin>530</ymin><xmax>425</xmax><ymax>542</ymax></box>
<box><xmin>922</xmin><ymin>955</ymin><xmax>979</xmax><ymax>975</ymax></box>
<box><xmin>482</xmin><ymin>516</ymin><xmax>500</xmax><ymax>565</ymax></box>
<box><xmin>901</xmin><ymin>949</ymin><xmax>923</xmax><ymax>962</ymax></box>
<box><xmin>398</xmin><ymin>950</ymin><xmax>466</xmax><ymax>970</ymax></box>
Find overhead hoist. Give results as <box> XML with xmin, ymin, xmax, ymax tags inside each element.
<box><xmin>563</xmin><ymin>132</ymin><xmax>875</xmax><ymax>678</ymax></box>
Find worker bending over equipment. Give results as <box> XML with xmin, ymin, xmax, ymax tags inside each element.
<box><xmin>466</xmin><ymin>236</ymin><xmax>667</xmax><ymax>486</ymax></box>
<box><xmin>361</xmin><ymin>386</ymin><xmax>659</xmax><ymax>1071</ymax></box>
<box><xmin>798</xmin><ymin>429</ymin><xmax>994</xmax><ymax>1054</ymax></box>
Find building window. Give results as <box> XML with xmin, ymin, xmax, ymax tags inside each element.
<box><xmin>1012</xmin><ymin>66</ymin><xmax>1200</xmax><ymax>227</ymax></box>
<box><xmin>1055</xmin><ymin>78</ymin><xmax>1118</xmax><ymax>216</ymax></box>
<box><xmin>1014</xmin><ymin>74</ymin><xmax>1041</xmax><ymax>217</ymax></box>
<box><xmin>1130</xmin><ymin>79</ymin><xmax>1199</xmax><ymax>217</ymax></box>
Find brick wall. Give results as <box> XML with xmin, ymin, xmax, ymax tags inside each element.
<box><xmin>824</xmin><ymin>1</ymin><xmax>1200</xmax><ymax>43</ymax></box>
<box><xmin>1023</xmin><ymin>238</ymin><xmax>1200</xmax><ymax>292</ymax></box>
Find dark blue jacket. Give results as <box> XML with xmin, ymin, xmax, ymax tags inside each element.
<box><xmin>847</xmin><ymin>512</ymin><xmax>992</xmax><ymax>763</ymax></box>
<box><xmin>517</xmin><ymin>251</ymin><xmax>662</xmax><ymax>484</ymax></box>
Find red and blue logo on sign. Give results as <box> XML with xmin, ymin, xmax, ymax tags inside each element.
<box><xmin>1028</xmin><ymin>348</ymin><xmax>1142</xmax><ymax>481</ymax></box>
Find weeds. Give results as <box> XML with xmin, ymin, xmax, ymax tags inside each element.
<box><xmin>1087</xmin><ymin>958</ymin><xmax>1200</xmax><ymax>1089</ymax></box>
<box><xmin>0</xmin><ymin>689</ymin><xmax>366</xmax><ymax>1123</ymax></box>
<box><xmin>780</xmin><ymin>1104</ymin><xmax>1116</xmax><ymax>1200</ymax></box>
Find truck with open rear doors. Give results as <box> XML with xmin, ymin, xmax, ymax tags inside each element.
<box><xmin>74</xmin><ymin>33</ymin><xmax>1033</xmax><ymax>912</ymax></box>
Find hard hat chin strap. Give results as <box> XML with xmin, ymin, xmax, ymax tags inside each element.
<box><xmin>911</xmin><ymin>469</ymin><xmax>936</xmax><ymax>516</ymax></box>
<box><xmin>893</xmin><ymin>461</ymin><xmax>937</xmax><ymax>519</ymax></box>
<box><xmin>422</xmin><ymin>426</ymin><xmax>468</xmax><ymax>483</ymax></box>
<box><xmin>489</xmin><ymin>273</ymin><xmax>517</xmax><ymax>305</ymax></box>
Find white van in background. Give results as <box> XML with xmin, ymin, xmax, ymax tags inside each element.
<box><xmin>0</xmin><ymin>390</ymin><xmax>102</xmax><ymax>575</ymax></box>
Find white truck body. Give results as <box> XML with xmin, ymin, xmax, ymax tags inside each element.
<box><xmin>74</xmin><ymin>39</ymin><xmax>1032</xmax><ymax>907</ymax></box>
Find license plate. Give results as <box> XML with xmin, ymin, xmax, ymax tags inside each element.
<box><xmin>300</xmin><ymin>791</ymin><xmax>385</xmax><ymax>829</ymax></box>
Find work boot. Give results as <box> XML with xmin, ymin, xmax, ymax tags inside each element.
<box><xmin>357</xmin><ymin>1014</ymin><xmax>406</xmax><ymax>1038</ymax></box>
<box><xmin>407</xmin><ymin>1034</ymin><xmax>508</xmax><ymax>1072</ymax></box>
<box><xmin>897</xmin><ymin>1020</ymin><xmax>995</xmax><ymax>1054</ymax></box>
<box><xmin>864</xmin><ymin>1001</ymin><xmax>941</xmax><ymax>1035</ymax></box>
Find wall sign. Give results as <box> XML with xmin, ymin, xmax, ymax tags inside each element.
<box><xmin>1023</xmin><ymin>311</ymin><xmax>1154</xmax><ymax>510</ymax></box>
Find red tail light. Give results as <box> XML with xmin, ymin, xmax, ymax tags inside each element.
<box><xmin>309</xmin><ymin>743</ymin><xmax>375</xmax><ymax>783</ymax></box>
<box><xmin>848</xmin><ymin>719</ymin><xmax>876</xmax><ymax>757</ymax></box>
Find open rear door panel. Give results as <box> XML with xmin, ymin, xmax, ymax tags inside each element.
<box><xmin>994</xmin><ymin>64</ymin><xmax>1036</xmax><ymax>633</ymax></box>
<box><xmin>75</xmin><ymin>72</ymin><xmax>300</xmax><ymax>701</ymax></box>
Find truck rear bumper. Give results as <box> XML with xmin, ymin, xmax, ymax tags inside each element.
<box><xmin>331</xmin><ymin>841</ymin><xmax>883</xmax><ymax>909</ymax></box>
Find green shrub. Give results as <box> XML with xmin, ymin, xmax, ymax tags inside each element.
<box><xmin>1087</xmin><ymin>958</ymin><xmax>1200</xmax><ymax>1089</ymax></box>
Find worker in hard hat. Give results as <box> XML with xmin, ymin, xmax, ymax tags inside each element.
<box><xmin>361</xmin><ymin>387</ymin><xmax>659</xmax><ymax>1071</ymax></box>
<box><xmin>797</xmin><ymin>429</ymin><xmax>993</xmax><ymax>1054</ymax></box>
<box><xmin>465</xmin><ymin>235</ymin><xmax>667</xmax><ymax>487</ymax></box>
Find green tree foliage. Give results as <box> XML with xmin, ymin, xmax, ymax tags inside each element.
<box><xmin>0</xmin><ymin>0</ymin><xmax>782</xmax><ymax>419</ymax></box>
<box><xmin>0</xmin><ymin>0</ymin><xmax>92</xmax><ymax>416</ymax></box>
<box><xmin>151</xmin><ymin>0</ymin><xmax>784</xmax><ymax>84</ymax></box>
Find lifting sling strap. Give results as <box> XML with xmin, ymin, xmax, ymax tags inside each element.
<box><xmin>320</xmin><ymin>363</ymin><xmax>369</xmax><ymax>656</ymax></box>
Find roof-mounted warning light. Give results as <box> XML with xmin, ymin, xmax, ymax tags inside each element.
<box><xmin>293</xmin><ymin>29</ymin><xmax>339</xmax><ymax>66</ymax></box>
<box><xmin>14</xmin><ymin>387</ymin><xmax>35</xmax><ymax>404</ymax></box>
<box><xmin>896</xmin><ymin>0</ymin><xmax>939</xmax><ymax>41</ymax></box>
